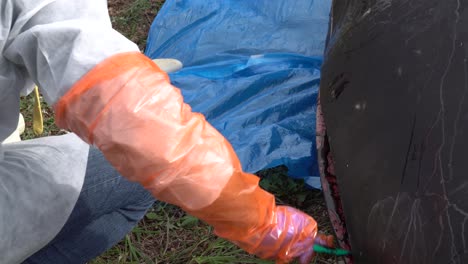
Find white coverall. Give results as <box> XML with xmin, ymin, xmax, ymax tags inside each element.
<box><xmin>0</xmin><ymin>1</ymin><xmax>138</xmax><ymax>263</ymax></box>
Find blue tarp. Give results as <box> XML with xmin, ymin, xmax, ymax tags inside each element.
<box><xmin>145</xmin><ymin>0</ymin><xmax>331</xmax><ymax>188</ymax></box>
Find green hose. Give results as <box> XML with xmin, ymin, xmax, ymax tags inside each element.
<box><xmin>313</xmin><ymin>244</ymin><xmax>351</xmax><ymax>256</ymax></box>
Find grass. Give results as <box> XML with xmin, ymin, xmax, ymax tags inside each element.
<box><xmin>85</xmin><ymin>169</ymin><xmax>338</xmax><ymax>264</ymax></box>
<box><xmin>90</xmin><ymin>203</ymin><xmax>274</xmax><ymax>264</ymax></box>
<box><xmin>18</xmin><ymin>0</ymin><xmax>339</xmax><ymax>263</ymax></box>
<box><xmin>108</xmin><ymin>0</ymin><xmax>165</xmax><ymax>51</ymax></box>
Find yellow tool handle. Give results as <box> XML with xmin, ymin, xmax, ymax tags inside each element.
<box><xmin>32</xmin><ymin>86</ymin><xmax>43</xmax><ymax>135</ymax></box>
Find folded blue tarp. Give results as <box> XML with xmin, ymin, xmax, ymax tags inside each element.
<box><xmin>145</xmin><ymin>0</ymin><xmax>331</xmax><ymax>188</ymax></box>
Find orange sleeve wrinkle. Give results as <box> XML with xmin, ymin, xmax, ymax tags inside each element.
<box><xmin>54</xmin><ymin>52</ymin><xmax>319</xmax><ymax>263</ymax></box>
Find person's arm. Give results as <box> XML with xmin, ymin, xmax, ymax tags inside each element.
<box><xmin>3</xmin><ymin>0</ymin><xmax>139</xmax><ymax>104</ymax></box>
<box><xmin>4</xmin><ymin>1</ymin><xmax>331</xmax><ymax>263</ymax></box>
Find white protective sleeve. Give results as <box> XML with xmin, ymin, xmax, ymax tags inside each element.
<box><xmin>0</xmin><ymin>1</ymin><xmax>140</xmax><ymax>263</ymax></box>
<box><xmin>3</xmin><ymin>0</ymin><xmax>140</xmax><ymax>105</ymax></box>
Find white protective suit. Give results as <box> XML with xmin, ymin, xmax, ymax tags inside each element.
<box><xmin>0</xmin><ymin>1</ymin><xmax>138</xmax><ymax>263</ymax></box>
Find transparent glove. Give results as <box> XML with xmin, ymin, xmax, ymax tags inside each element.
<box><xmin>241</xmin><ymin>206</ymin><xmax>334</xmax><ymax>264</ymax></box>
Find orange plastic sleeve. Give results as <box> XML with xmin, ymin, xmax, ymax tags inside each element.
<box><xmin>54</xmin><ymin>52</ymin><xmax>318</xmax><ymax>263</ymax></box>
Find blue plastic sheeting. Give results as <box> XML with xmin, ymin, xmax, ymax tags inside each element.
<box><xmin>145</xmin><ymin>0</ymin><xmax>331</xmax><ymax>188</ymax></box>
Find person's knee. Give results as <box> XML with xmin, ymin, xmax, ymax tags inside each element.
<box><xmin>119</xmin><ymin>186</ymin><xmax>155</xmax><ymax>223</ymax></box>
<box><xmin>137</xmin><ymin>189</ymin><xmax>156</xmax><ymax>209</ymax></box>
